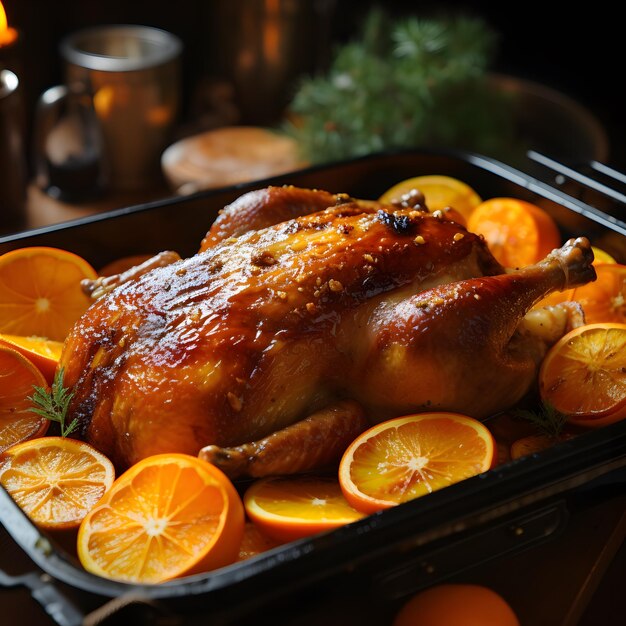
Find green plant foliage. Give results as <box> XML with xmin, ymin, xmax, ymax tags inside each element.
<box><xmin>284</xmin><ymin>9</ymin><xmax>519</xmax><ymax>163</ymax></box>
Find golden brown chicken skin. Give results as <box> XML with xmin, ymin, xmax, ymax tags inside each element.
<box><xmin>60</xmin><ymin>188</ymin><xmax>596</xmax><ymax>476</ymax></box>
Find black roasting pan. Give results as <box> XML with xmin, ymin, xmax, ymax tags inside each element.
<box><xmin>1</xmin><ymin>148</ymin><xmax>625</xmax><ymax>625</ymax></box>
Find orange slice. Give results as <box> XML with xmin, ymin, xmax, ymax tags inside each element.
<box><xmin>0</xmin><ymin>334</ymin><xmax>63</xmax><ymax>384</ymax></box>
<box><xmin>379</xmin><ymin>175</ymin><xmax>482</xmax><ymax>222</ymax></box>
<box><xmin>0</xmin><ymin>345</ymin><xmax>49</xmax><ymax>453</ymax></box>
<box><xmin>466</xmin><ymin>198</ymin><xmax>561</xmax><ymax>268</ymax></box>
<box><xmin>98</xmin><ymin>254</ymin><xmax>154</xmax><ymax>277</ymax></box>
<box><xmin>509</xmin><ymin>433</ymin><xmax>575</xmax><ymax>460</ymax></box>
<box><xmin>243</xmin><ymin>476</ymin><xmax>365</xmax><ymax>543</ymax></box>
<box><xmin>570</xmin><ymin>263</ymin><xmax>626</xmax><ymax>324</ymax></box>
<box><xmin>539</xmin><ymin>323</ymin><xmax>626</xmax><ymax>427</ymax></box>
<box><xmin>339</xmin><ymin>413</ymin><xmax>496</xmax><ymax>514</ymax></box>
<box><xmin>0</xmin><ymin>247</ymin><xmax>97</xmax><ymax>341</ymax></box>
<box><xmin>77</xmin><ymin>453</ymin><xmax>244</xmax><ymax>583</ymax></box>
<box><xmin>0</xmin><ymin>436</ymin><xmax>114</xmax><ymax>530</ymax></box>
<box><xmin>237</xmin><ymin>521</ymin><xmax>281</xmax><ymax>561</ymax></box>
<box><xmin>591</xmin><ymin>246</ymin><xmax>617</xmax><ymax>265</ymax></box>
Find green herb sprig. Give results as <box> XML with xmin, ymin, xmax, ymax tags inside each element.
<box><xmin>29</xmin><ymin>367</ymin><xmax>79</xmax><ymax>438</ymax></box>
<box><xmin>284</xmin><ymin>9</ymin><xmax>519</xmax><ymax>164</ymax></box>
<box><xmin>512</xmin><ymin>402</ymin><xmax>569</xmax><ymax>439</ymax></box>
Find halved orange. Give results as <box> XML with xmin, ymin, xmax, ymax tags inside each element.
<box><xmin>539</xmin><ymin>323</ymin><xmax>626</xmax><ymax>427</ymax></box>
<box><xmin>570</xmin><ymin>263</ymin><xmax>626</xmax><ymax>324</ymax></box>
<box><xmin>0</xmin><ymin>436</ymin><xmax>114</xmax><ymax>530</ymax></box>
<box><xmin>0</xmin><ymin>334</ymin><xmax>63</xmax><ymax>384</ymax></box>
<box><xmin>77</xmin><ymin>454</ymin><xmax>244</xmax><ymax>584</ymax></box>
<box><xmin>0</xmin><ymin>247</ymin><xmax>97</xmax><ymax>341</ymax></box>
<box><xmin>339</xmin><ymin>413</ymin><xmax>496</xmax><ymax>514</ymax></box>
<box><xmin>0</xmin><ymin>345</ymin><xmax>49</xmax><ymax>453</ymax></box>
<box><xmin>379</xmin><ymin>175</ymin><xmax>482</xmax><ymax>223</ymax></box>
<box><xmin>243</xmin><ymin>475</ymin><xmax>365</xmax><ymax>543</ymax></box>
<box><xmin>237</xmin><ymin>521</ymin><xmax>281</xmax><ymax>561</ymax></box>
<box><xmin>466</xmin><ymin>198</ymin><xmax>561</xmax><ymax>268</ymax></box>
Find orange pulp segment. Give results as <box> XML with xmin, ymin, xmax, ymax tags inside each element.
<box><xmin>0</xmin><ymin>345</ymin><xmax>49</xmax><ymax>453</ymax></box>
<box><xmin>0</xmin><ymin>246</ymin><xmax>97</xmax><ymax>341</ymax></box>
<box><xmin>570</xmin><ymin>263</ymin><xmax>626</xmax><ymax>324</ymax></box>
<box><xmin>379</xmin><ymin>175</ymin><xmax>482</xmax><ymax>223</ymax></box>
<box><xmin>339</xmin><ymin>413</ymin><xmax>496</xmax><ymax>514</ymax></box>
<box><xmin>466</xmin><ymin>198</ymin><xmax>561</xmax><ymax>268</ymax></box>
<box><xmin>539</xmin><ymin>323</ymin><xmax>626</xmax><ymax>427</ymax></box>
<box><xmin>77</xmin><ymin>454</ymin><xmax>244</xmax><ymax>583</ymax></box>
<box><xmin>0</xmin><ymin>334</ymin><xmax>63</xmax><ymax>384</ymax></box>
<box><xmin>243</xmin><ymin>475</ymin><xmax>365</xmax><ymax>543</ymax></box>
<box><xmin>0</xmin><ymin>436</ymin><xmax>114</xmax><ymax>530</ymax></box>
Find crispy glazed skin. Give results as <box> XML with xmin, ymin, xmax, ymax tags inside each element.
<box><xmin>199</xmin><ymin>186</ymin><xmax>344</xmax><ymax>251</ymax></box>
<box><xmin>61</xmin><ymin>187</ymin><xmax>596</xmax><ymax>474</ymax></box>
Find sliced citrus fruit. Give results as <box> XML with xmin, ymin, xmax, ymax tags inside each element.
<box><xmin>243</xmin><ymin>475</ymin><xmax>365</xmax><ymax>543</ymax></box>
<box><xmin>339</xmin><ymin>413</ymin><xmax>496</xmax><ymax>514</ymax></box>
<box><xmin>0</xmin><ymin>246</ymin><xmax>97</xmax><ymax>341</ymax></box>
<box><xmin>98</xmin><ymin>254</ymin><xmax>154</xmax><ymax>277</ymax></box>
<box><xmin>393</xmin><ymin>583</ymin><xmax>520</xmax><ymax>626</ymax></box>
<box><xmin>379</xmin><ymin>175</ymin><xmax>482</xmax><ymax>222</ymax></box>
<box><xmin>0</xmin><ymin>345</ymin><xmax>49</xmax><ymax>453</ymax></box>
<box><xmin>0</xmin><ymin>436</ymin><xmax>114</xmax><ymax>530</ymax></box>
<box><xmin>466</xmin><ymin>198</ymin><xmax>561</xmax><ymax>268</ymax></box>
<box><xmin>570</xmin><ymin>263</ymin><xmax>626</xmax><ymax>324</ymax></box>
<box><xmin>539</xmin><ymin>323</ymin><xmax>626</xmax><ymax>427</ymax></box>
<box><xmin>77</xmin><ymin>453</ymin><xmax>244</xmax><ymax>583</ymax></box>
<box><xmin>237</xmin><ymin>521</ymin><xmax>281</xmax><ymax>561</ymax></box>
<box><xmin>0</xmin><ymin>334</ymin><xmax>63</xmax><ymax>384</ymax></box>
<box><xmin>592</xmin><ymin>246</ymin><xmax>617</xmax><ymax>265</ymax></box>
<box><xmin>509</xmin><ymin>432</ymin><xmax>575</xmax><ymax>460</ymax></box>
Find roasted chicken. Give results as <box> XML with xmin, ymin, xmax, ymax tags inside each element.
<box><xmin>61</xmin><ymin>186</ymin><xmax>596</xmax><ymax>476</ymax></box>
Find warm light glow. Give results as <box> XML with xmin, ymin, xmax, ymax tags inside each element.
<box><xmin>263</xmin><ymin>0</ymin><xmax>280</xmax><ymax>64</ymax></box>
<box><xmin>0</xmin><ymin>1</ymin><xmax>18</xmax><ymax>47</ymax></box>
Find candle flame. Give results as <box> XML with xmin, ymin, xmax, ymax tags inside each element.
<box><xmin>0</xmin><ymin>1</ymin><xmax>18</xmax><ymax>47</ymax></box>
<box><xmin>0</xmin><ymin>1</ymin><xmax>9</xmax><ymax>32</ymax></box>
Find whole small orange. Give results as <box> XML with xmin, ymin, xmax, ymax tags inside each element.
<box><xmin>393</xmin><ymin>584</ymin><xmax>520</xmax><ymax>626</ymax></box>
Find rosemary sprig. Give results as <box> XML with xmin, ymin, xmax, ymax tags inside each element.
<box><xmin>29</xmin><ymin>367</ymin><xmax>79</xmax><ymax>438</ymax></box>
<box><xmin>511</xmin><ymin>402</ymin><xmax>569</xmax><ymax>439</ymax></box>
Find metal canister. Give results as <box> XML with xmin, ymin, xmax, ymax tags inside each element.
<box><xmin>57</xmin><ymin>25</ymin><xmax>182</xmax><ymax>192</ymax></box>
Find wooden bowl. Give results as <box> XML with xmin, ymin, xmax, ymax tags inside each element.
<box><xmin>161</xmin><ymin>126</ymin><xmax>308</xmax><ymax>194</ymax></box>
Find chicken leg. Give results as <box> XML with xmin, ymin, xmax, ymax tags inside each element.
<box><xmin>348</xmin><ymin>237</ymin><xmax>595</xmax><ymax>419</ymax></box>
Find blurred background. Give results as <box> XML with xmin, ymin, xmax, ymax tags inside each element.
<box><xmin>4</xmin><ymin>0</ymin><xmax>623</xmax><ymax>153</ymax></box>
<box><xmin>0</xmin><ymin>0</ymin><xmax>623</xmax><ymax>227</ymax></box>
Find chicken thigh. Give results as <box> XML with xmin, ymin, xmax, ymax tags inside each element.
<box><xmin>61</xmin><ymin>187</ymin><xmax>596</xmax><ymax>476</ymax></box>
